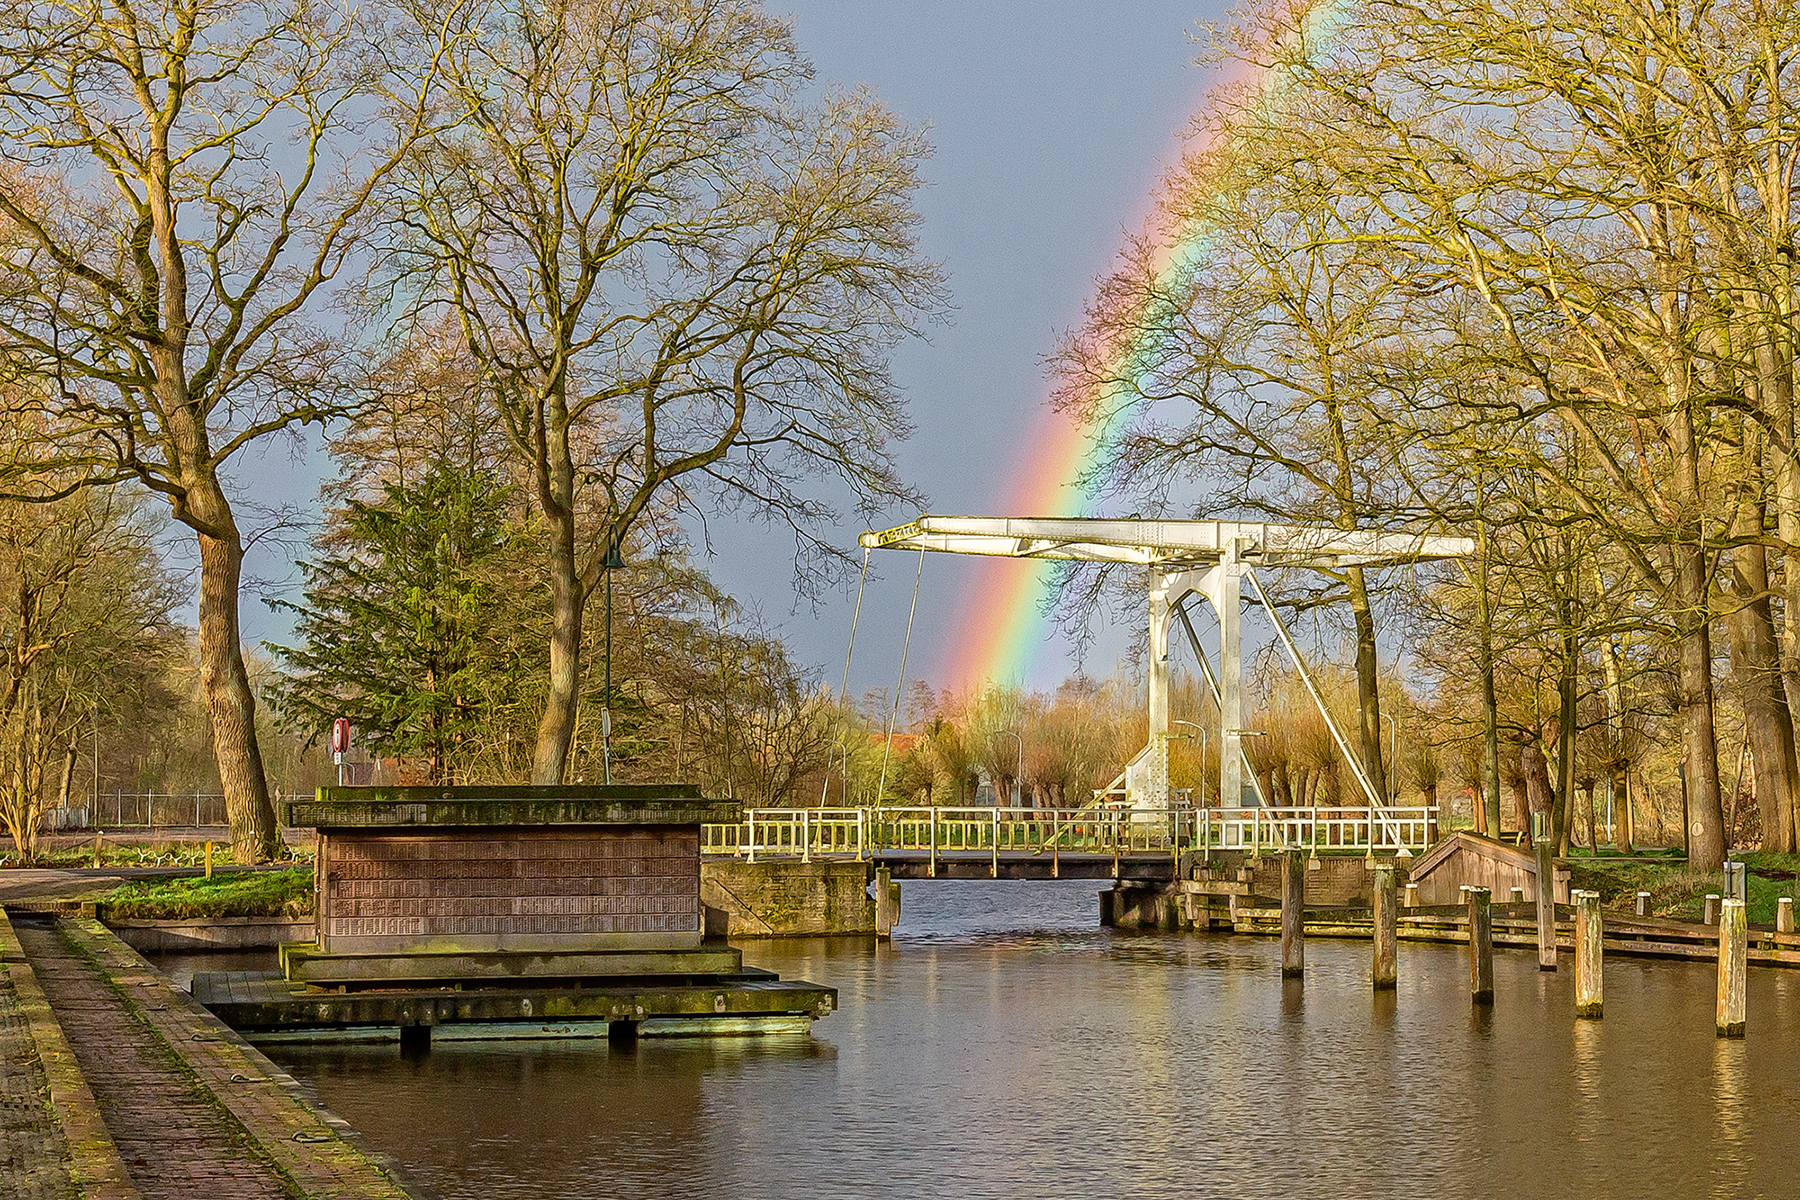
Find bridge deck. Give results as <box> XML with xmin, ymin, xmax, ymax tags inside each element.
<box><xmin>873</xmin><ymin>850</ymin><xmax>1180</xmax><ymax>881</ymax></box>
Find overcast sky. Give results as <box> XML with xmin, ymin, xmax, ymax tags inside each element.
<box><xmin>233</xmin><ymin>0</ymin><xmax>1232</xmax><ymax>699</ymax></box>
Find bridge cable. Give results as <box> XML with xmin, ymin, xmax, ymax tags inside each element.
<box><xmin>839</xmin><ymin>547</ymin><xmax>871</xmax><ymax>702</ymax></box>
<box><xmin>874</xmin><ymin>548</ymin><xmax>925</xmax><ymax>805</ymax></box>
<box><xmin>824</xmin><ymin>548</ymin><xmax>873</xmax><ymax>806</ymax></box>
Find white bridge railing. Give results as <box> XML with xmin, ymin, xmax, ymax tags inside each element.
<box><xmin>701</xmin><ymin>805</ymin><xmax>1438</xmax><ymax>862</ymax></box>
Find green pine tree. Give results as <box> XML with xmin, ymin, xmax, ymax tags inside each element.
<box><xmin>268</xmin><ymin>465</ymin><xmax>527</xmax><ymax>782</ymax></box>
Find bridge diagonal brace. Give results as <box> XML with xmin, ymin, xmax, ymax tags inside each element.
<box><xmin>1242</xmin><ymin>567</ymin><xmax>1408</xmax><ymax>856</ymax></box>
<box><xmin>1172</xmin><ymin>597</ymin><xmax>1270</xmax><ymax>808</ymax></box>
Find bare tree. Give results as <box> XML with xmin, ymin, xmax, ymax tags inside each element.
<box><xmin>379</xmin><ymin>0</ymin><xmax>945</xmax><ymax>783</ymax></box>
<box><xmin>0</xmin><ymin>482</ymin><xmax>179</xmax><ymax>857</ymax></box>
<box><xmin>1164</xmin><ymin>0</ymin><xmax>1800</xmax><ymax>867</ymax></box>
<box><xmin>1054</xmin><ymin>115</ymin><xmax>1419</xmax><ymax>802</ymax></box>
<box><xmin>0</xmin><ymin>0</ymin><xmax>439</xmax><ymax>858</ymax></box>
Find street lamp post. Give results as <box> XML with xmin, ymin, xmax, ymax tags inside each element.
<box><xmin>1378</xmin><ymin>711</ymin><xmax>1398</xmax><ymax>806</ymax></box>
<box><xmin>601</xmin><ymin>541</ymin><xmax>625</xmax><ymax>785</ymax></box>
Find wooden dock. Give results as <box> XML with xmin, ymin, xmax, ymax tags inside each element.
<box><xmin>192</xmin><ymin>968</ymin><xmax>836</xmax><ymax>1041</ymax></box>
<box><xmin>1214</xmin><ymin>898</ymin><xmax>1800</xmax><ymax>967</ymax></box>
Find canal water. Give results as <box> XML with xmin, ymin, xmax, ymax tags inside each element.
<box><xmin>249</xmin><ymin>880</ymin><xmax>1798</xmax><ymax>1199</ymax></box>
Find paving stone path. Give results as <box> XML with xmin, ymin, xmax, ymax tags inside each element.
<box><xmin>0</xmin><ymin>965</ymin><xmax>73</xmax><ymax>1199</ymax></box>
<box><xmin>11</xmin><ymin>915</ymin><xmax>297</xmax><ymax>1200</ymax></box>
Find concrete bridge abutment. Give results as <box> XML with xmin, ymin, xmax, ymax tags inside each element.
<box><xmin>700</xmin><ymin>859</ymin><xmax>880</xmax><ymax>938</ymax></box>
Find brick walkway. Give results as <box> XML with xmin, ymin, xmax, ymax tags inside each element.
<box><xmin>0</xmin><ymin>907</ymin><xmax>424</xmax><ymax>1200</ymax></box>
<box><xmin>56</xmin><ymin>918</ymin><xmax>422</xmax><ymax>1200</ymax></box>
<box><xmin>0</xmin><ymin>964</ymin><xmax>73</xmax><ymax>1199</ymax></box>
<box><xmin>12</xmin><ymin>915</ymin><xmax>296</xmax><ymax>1200</ymax></box>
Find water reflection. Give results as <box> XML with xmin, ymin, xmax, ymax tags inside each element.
<box><xmin>1712</xmin><ymin>1037</ymin><xmax>1748</xmax><ymax>1194</ymax></box>
<box><xmin>247</xmin><ymin>879</ymin><xmax>1800</xmax><ymax>1199</ymax></box>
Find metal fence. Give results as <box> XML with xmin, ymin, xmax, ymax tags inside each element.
<box><xmin>54</xmin><ymin>793</ymin><xmax>306</xmax><ymax>831</ymax></box>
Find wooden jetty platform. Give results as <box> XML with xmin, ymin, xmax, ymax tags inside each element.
<box><xmin>249</xmin><ymin>785</ymin><xmax>838</xmax><ymax>1043</ymax></box>
<box><xmin>192</xmin><ymin>969</ymin><xmax>835</xmax><ymax>1042</ymax></box>
<box><xmin>1150</xmin><ymin>891</ymin><xmax>1800</xmax><ymax>968</ymax></box>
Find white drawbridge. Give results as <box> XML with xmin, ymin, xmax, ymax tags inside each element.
<box><xmin>860</xmin><ymin>516</ymin><xmax>1472</xmax><ymax>822</ymax></box>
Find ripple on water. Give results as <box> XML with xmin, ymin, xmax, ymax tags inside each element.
<box><xmin>261</xmin><ymin>878</ymin><xmax>1800</xmax><ymax>1200</ymax></box>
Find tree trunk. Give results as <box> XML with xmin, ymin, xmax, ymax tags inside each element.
<box><xmin>6</xmin><ymin>676</ymin><xmax>36</xmax><ymax>858</ymax></box>
<box><xmin>1345</xmin><ymin>565</ymin><xmax>1388</xmax><ymax>803</ymax></box>
<box><xmin>1725</xmin><ymin>539</ymin><xmax>1798</xmax><ymax>852</ymax></box>
<box><xmin>526</xmin><ymin>376</ymin><xmax>591</xmax><ymax>788</ymax></box>
<box><xmin>1554</xmin><ymin>593</ymin><xmax>1579</xmax><ymax>855</ymax></box>
<box><xmin>57</xmin><ymin>743</ymin><xmax>74</xmax><ymax>809</ymax></box>
<box><xmin>194</xmin><ymin>517</ymin><xmax>280</xmax><ymax>862</ymax></box>
<box><xmin>1602</xmin><ymin>639</ymin><xmax>1633</xmax><ymax>853</ymax></box>
<box><xmin>1760</xmin><ymin>311</ymin><xmax>1800</xmax><ymax>761</ymax></box>
<box><xmin>1613</xmin><ymin>766</ymin><xmax>1633</xmax><ymax>853</ymax></box>
<box><xmin>1474</xmin><ymin>531</ymin><xmax>1504</xmax><ymax>839</ymax></box>
<box><xmin>531</xmin><ymin>502</ymin><xmax>583</xmax><ymax>785</ymax></box>
<box><xmin>1676</xmin><ymin>543</ymin><xmax>1726</xmax><ymax>869</ymax></box>
<box><xmin>1522</xmin><ymin>741</ymin><xmax>1554</xmax><ymax>849</ymax></box>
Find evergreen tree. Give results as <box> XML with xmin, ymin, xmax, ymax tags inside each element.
<box><xmin>269</xmin><ymin>465</ymin><xmax>526</xmax><ymax>782</ymax></box>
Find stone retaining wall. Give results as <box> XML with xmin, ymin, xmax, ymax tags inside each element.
<box><xmin>700</xmin><ymin>860</ymin><xmax>875</xmax><ymax>937</ymax></box>
<box><xmin>104</xmin><ymin>916</ymin><xmax>314</xmax><ymax>952</ymax></box>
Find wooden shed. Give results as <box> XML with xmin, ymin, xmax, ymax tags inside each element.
<box><xmin>1406</xmin><ymin>830</ymin><xmax>1571</xmax><ymax>906</ymax></box>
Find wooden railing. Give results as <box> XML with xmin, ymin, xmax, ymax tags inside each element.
<box><xmin>701</xmin><ymin>804</ymin><xmax>1438</xmax><ymax>862</ymax></box>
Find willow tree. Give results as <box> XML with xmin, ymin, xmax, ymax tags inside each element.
<box><xmin>0</xmin><ymin>0</ymin><xmax>440</xmax><ymax>859</ymax></box>
<box><xmin>382</xmin><ymin>0</ymin><xmax>943</xmax><ymax>784</ymax></box>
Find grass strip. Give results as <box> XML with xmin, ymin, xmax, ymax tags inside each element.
<box><xmin>99</xmin><ymin>868</ymin><xmax>314</xmax><ymax>921</ymax></box>
<box><xmin>1566</xmin><ymin>852</ymin><xmax>1800</xmax><ymax>926</ymax></box>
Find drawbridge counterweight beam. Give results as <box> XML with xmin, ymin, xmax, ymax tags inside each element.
<box><xmin>861</xmin><ymin>515</ymin><xmax>1473</xmax><ymax>570</ymax></box>
<box><xmin>861</xmin><ymin>515</ymin><xmax>1473</xmax><ymax>813</ymax></box>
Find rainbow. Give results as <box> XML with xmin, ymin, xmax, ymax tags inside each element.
<box><xmin>942</xmin><ymin>0</ymin><xmax>1356</xmax><ymax>693</ymax></box>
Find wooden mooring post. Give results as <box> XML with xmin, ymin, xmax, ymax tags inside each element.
<box><xmin>1403</xmin><ymin>882</ymin><xmax>1419</xmax><ymax>909</ymax></box>
<box><xmin>1281</xmin><ymin>851</ymin><xmax>1304</xmax><ymax>978</ymax></box>
<box><xmin>1372</xmin><ymin>865</ymin><xmax>1397</xmax><ymax>990</ymax></box>
<box><xmin>873</xmin><ymin>866</ymin><xmax>900</xmax><ymax>939</ymax></box>
<box><xmin>1704</xmin><ymin>894</ymin><xmax>1721</xmax><ymax>926</ymax></box>
<box><xmin>1635</xmin><ymin>891</ymin><xmax>1651</xmax><ymax>918</ymax></box>
<box><xmin>990</xmin><ymin>810</ymin><xmax>999</xmax><ymax>879</ymax></box>
<box><xmin>1466</xmin><ymin>886</ymin><xmax>1494</xmax><ymax>1004</ymax></box>
<box><xmin>1574</xmin><ymin>889</ymin><xmax>1602</xmax><ymax>1018</ymax></box>
<box><xmin>928</xmin><ymin>808</ymin><xmax>938</xmax><ymax>878</ymax></box>
<box><xmin>1718</xmin><ymin>898</ymin><xmax>1747</xmax><ymax>1038</ymax></box>
<box><xmin>1779</xmin><ymin>897</ymin><xmax>1795</xmax><ymax>936</ymax></box>
<box><xmin>1535</xmin><ymin>839</ymin><xmax>1556</xmax><ymax>970</ymax></box>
